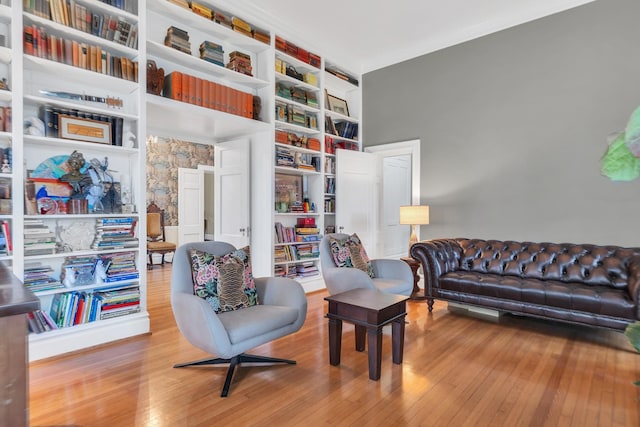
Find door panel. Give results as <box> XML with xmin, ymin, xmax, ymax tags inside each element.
<box><xmin>178</xmin><ymin>168</ymin><xmax>204</xmax><ymax>245</ymax></box>
<box><xmin>336</xmin><ymin>149</ymin><xmax>378</xmax><ymax>257</ymax></box>
<box><xmin>215</xmin><ymin>139</ymin><xmax>250</xmax><ymax>248</ymax></box>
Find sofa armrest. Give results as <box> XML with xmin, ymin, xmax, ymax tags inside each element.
<box><xmin>410</xmin><ymin>239</ymin><xmax>463</xmax><ymax>299</ymax></box>
<box><xmin>628</xmin><ymin>256</ymin><xmax>640</xmax><ymax>319</ymax></box>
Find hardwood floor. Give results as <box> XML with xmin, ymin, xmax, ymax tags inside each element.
<box><xmin>29</xmin><ymin>266</ymin><xmax>640</xmax><ymax>426</ymax></box>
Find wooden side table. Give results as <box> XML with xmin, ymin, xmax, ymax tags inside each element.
<box><xmin>401</xmin><ymin>256</ymin><xmax>426</xmax><ymax>300</ymax></box>
<box><xmin>325</xmin><ymin>289</ymin><xmax>408</xmax><ymax>380</ymax></box>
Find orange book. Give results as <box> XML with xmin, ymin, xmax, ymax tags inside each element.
<box><xmin>163</xmin><ymin>71</ymin><xmax>182</xmax><ymax>100</ymax></box>
<box><xmin>202</xmin><ymin>79</ymin><xmax>210</xmax><ymax>109</ymax></box>
<box><xmin>72</xmin><ymin>40</ymin><xmax>79</xmax><ymax>67</ymax></box>
<box><xmin>213</xmin><ymin>82</ymin><xmax>221</xmax><ymax>111</ymax></box>
<box><xmin>24</xmin><ymin>27</ymin><xmax>34</xmax><ymax>56</ymax></box>
<box><xmin>195</xmin><ymin>77</ymin><xmax>203</xmax><ymax>106</ymax></box>
<box><xmin>181</xmin><ymin>73</ymin><xmax>190</xmax><ymax>103</ymax></box>
<box><xmin>189</xmin><ymin>75</ymin><xmax>197</xmax><ymax>104</ymax></box>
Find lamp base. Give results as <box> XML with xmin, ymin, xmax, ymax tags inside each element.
<box><xmin>408</xmin><ymin>224</ymin><xmax>418</xmax><ymax>256</ymax></box>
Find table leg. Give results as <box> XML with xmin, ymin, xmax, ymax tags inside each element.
<box><xmin>354</xmin><ymin>324</ymin><xmax>366</xmax><ymax>352</ymax></box>
<box><xmin>367</xmin><ymin>327</ymin><xmax>383</xmax><ymax>380</ymax></box>
<box><xmin>392</xmin><ymin>316</ymin><xmax>406</xmax><ymax>364</ymax></box>
<box><xmin>328</xmin><ymin>318</ymin><xmax>342</xmax><ymax>366</ymax></box>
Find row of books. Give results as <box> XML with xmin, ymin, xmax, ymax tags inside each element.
<box><xmin>170</xmin><ymin>0</ymin><xmax>270</xmax><ymax>45</ymax></box>
<box><xmin>92</xmin><ymin>217</ymin><xmax>138</xmax><ymax>250</ymax></box>
<box><xmin>28</xmin><ymin>284</ymin><xmax>141</xmax><ymax>333</ymax></box>
<box><xmin>275</xmin><ymin>147</ymin><xmax>320</xmax><ymax>171</ymax></box>
<box><xmin>325</xmin><ymin>177</ymin><xmax>336</xmax><ymax>195</ymax></box>
<box><xmin>274</xmin><ymin>243</ymin><xmax>320</xmax><ymax>263</ymax></box>
<box><xmin>40</xmin><ymin>105</ymin><xmax>125</xmax><ymax>146</ymax></box>
<box><xmin>275</xmin><ymin>102</ymin><xmax>318</xmax><ymax>130</ymax></box>
<box><xmin>24</xmin><ymin>26</ymin><xmax>139</xmax><ymax>82</ymax></box>
<box><xmin>275</xmin><ymin>130</ymin><xmax>321</xmax><ymax>152</ymax></box>
<box><xmin>274</xmin><ymin>222</ymin><xmax>322</xmax><ymax>244</ymax></box>
<box><xmin>97</xmin><ymin>0</ymin><xmax>137</xmax><ymax>14</ymax></box>
<box><xmin>162</xmin><ymin>71</ymin><xmax>255</xmax><ymax>120</ymax></box>
<box><xmin>275</xmin><ymin>36</ymin><xmax>321</xmax><ymax>69</ymax></box>
<box><xmin>324</xmin><ymin>197</ymin><xmax>335</xmax><ymax>214</ymax></box>
<box><xmin>326</xmin><ymin>116</ymin><xmax>359</xmax><ymax>140</ymax></box>
<box><xmin>325</xmin><ymin>157</ymin><xmax>335</xmax><ymax>174</ymax></box>
<box><xmin>276</xmin><ymin>83</ymin><xmax>318</xmax><ymax>108</ymax></box>
<box><xmin>25</xmin><ymin>0</ymin><xmax>138</xmax><ymax>49</ymax></box>
<box><xmin>274</xmin><ymin>262</ymin><xmax>319</xmax><ymax>279</ymax></box>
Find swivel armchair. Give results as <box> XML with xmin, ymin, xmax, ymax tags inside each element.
<box><xmin>171</xmin><ymin>241</ymin><xmax>307</xmax><ymax>397</ymax></box>
<box><xmin>320</xmin><ymin>233</ymin><xmax>413</xmax><ymax>296</ymax></box>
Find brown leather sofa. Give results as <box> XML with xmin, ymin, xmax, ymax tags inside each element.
<box><xmin>410</xmin><ymin>238</ymin><xmax>640</xmax><ymax>330</ymax></box>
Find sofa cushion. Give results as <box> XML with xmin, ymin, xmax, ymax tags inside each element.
<box><xmin>190</xmin><ymin>246</ymin><xmax>259</xmax><ymax>313</ymax></box>
<box><xmin>439</xmin><ymin>271</ymin><xmax>636</xmax><ymax>320</ymax></box>
<box><xmin>328</xmin><ymin>233</ymin><xmax>375</xmax><ymax>278</ymax></box>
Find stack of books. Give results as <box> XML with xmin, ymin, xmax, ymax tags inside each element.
<box><xmin>92</xmin><ymin>217</ymin><xmax>138</xmax><ymax>250</ymax></box>
<box><xmin>23</xmin><ymin>263</ymin><xmax>64</xmax><ymax>292</ymax></box>
<box><xmin>275</xmin><ymin>147</ymin><xmax>295</xmax><ymax>168</ymax></box>
<box><xmin>98</xmin><ymin>251</ymin><xmax>139</xmax><ymax>283</ymax></box>
<box><xmin>164</xmin><ymin>26</ymin><xmax>191</xmax><ymax>55</ymax></box>
<box><xmin>231</xmin><ymin>17</ymin><xmax>252</xmax><ymax>37</ymax></box>
<box><xmin>296</xmin><ymin>261</ymin><xmax>319</xmax><ymax>278</ymax></box>
<box><xmin>27</xmin><ymin>310</ymin><xmax>58</xmax><ymax>333</ymax></box>
<box><xmin>226</xmin><ymin>51</ymin><xmax>252</xmax><ymax>76</ymax></box>
<box><xmin>24</xmin><ymin>219</ymin><xmax>56</xmax><ymax>256</ymax></box>
<box><xmin>95</xmin><ymin>284</ymin><xmax>140</xmax><ymax>320</ymax></box>
<box><xmin>200</xmin><ymin>41</ymin><xmax>224</xmax><ymax>67</ymax></box>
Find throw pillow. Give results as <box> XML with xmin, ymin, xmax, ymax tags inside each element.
<box><xmin>190</xmin><ymin>246</ymin><xmax>258</xmax><ymax>313</ymax></box>
<box><xmin>328</xmin><ymin>233</ymin><xmax>375</xmax><ymax>278</ymax></box>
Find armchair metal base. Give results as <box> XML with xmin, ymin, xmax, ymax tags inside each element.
<box><xmin>174</xmin><ymin>353</ymin><xmax>296</xmax><ymax>397</ymax></box>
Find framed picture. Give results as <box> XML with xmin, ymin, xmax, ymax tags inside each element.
<box><xmin>326</xmin><ymin>92</ymin><xmax>349</xmax><ymax>117</ymax></box>
<box><xmin>275</xmin><ymin>173</ymin><xmax>303</xmax><ymax>212</ymax></box>
<box><xmin>59</xmin><ymin>115</ymin><xmax>112</xmax><ymax>145</ymax></box>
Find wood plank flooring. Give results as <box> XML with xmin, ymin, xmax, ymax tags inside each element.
<box><xmin>29</xmin><ymin>266</ymin><xmax>640</xmax><ymax>426</ymax></box>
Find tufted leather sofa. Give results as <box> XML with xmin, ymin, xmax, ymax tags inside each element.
<box><xmin>410</xmin><ymin>238</ymin><xmax>640</xmax><ymax>330</ymax></box>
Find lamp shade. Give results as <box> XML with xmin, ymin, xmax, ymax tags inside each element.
<box><xmin>399</xmin><ymin>205</ymin><xmax>430</xmax><ymax>225</ymax></box>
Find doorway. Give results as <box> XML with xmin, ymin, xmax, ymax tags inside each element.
<box><xmin>365</xmin><ymin>139</ymin><xmax>421</xmax><ymax>259</ymax></box>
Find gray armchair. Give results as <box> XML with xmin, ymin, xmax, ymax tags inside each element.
<box><xmin>320</xmin><ymin>233</ymin><xmax>413</xmax><ymax>296</ymax></box>
<box><xmin>171</xmin><ymin>241</ymin><xmax>307</xmax><ymax>397</ymax></box>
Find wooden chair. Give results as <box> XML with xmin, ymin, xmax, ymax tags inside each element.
<box><xmin>147</xmin><ymin>202</ymin><xmax>176</xmax><ymax>269</ymax></box>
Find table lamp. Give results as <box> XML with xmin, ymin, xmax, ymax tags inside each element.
<box><xmin>399</xmin><ymin>205</ymin><xmax>430</xmax><ymax>254</ymax></box>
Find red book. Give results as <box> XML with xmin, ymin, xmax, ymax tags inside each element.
<box><xmin>23</xmin><ymin>27</ymin><xmax>34</xmax><ymax>56</ymax></box>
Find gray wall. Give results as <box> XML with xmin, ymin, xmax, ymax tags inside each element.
<box><xmin>363</xmin><ymin>0</ymin><xmax>640</xmax><ymax>247</ymax></box>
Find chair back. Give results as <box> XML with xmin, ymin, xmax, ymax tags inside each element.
<box><xmin>147</xmin><ymin>202</ymin><xmax>167</xmax><ymax>242</ymax></box>
<box><xmin>171</xmin><ymin>241</ymin><xmax>237</xmax><ymax>297</ymax></box>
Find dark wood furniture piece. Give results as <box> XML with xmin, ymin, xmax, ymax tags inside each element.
<box><xmin>401</xmin><ymin>256</ymin><xmax>425</xmax><ymax>300</ymax></box>
<box><xmin>147</xmin><ymin>201</ymin><xmax>176</xmax><ymax>270</ymax></box>
<box><xmin>0</xmin><ymin>263</ymin><xmax>39</xmax><ymax>427</ymax></box>
<box><xmin>325</xmin><ymin>288</ymin><xmax>408</xmax><ymax>380</ymax></box>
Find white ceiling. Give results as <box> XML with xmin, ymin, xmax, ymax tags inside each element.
<box><xmin>229</xmin><ymin>0</ymin><xmax>596</xmax><ymax>74</ymax></box>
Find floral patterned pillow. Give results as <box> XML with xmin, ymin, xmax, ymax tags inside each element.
<box><xmin>190</xmin><ymin>246</ymin><xmax>258</xmax><ymax>313</ymax></box>
<box><xmin>328</xmin><ymin>233</ymin><xmax>375</xmax><ymax>278</ymax></box>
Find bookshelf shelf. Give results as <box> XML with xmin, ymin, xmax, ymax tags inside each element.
<box><xmin>147</xmin><ymin>40</ymin><xmax>270</xmax><ymax>89</ymax></box>
<box><xmin>275</xmin><ymin>142</ymin><xmax>320</xmax><ymax>155</ymax></box>
<box><xmin>274</xmin><ymin>165</ymin><xmax>321</xmax><ymax>176</ymax></box>
<box><xmin>33</xmin><ymin>278</ymin><xmax>140</xmax><ymax>296</ymax></box>
<box><xmin>275</xmin><ymin>95</ymin><xmax>320</xmax><ymax>114</ymax></box>
<box><xmin>75</xmin><ymin>0</ymin><xmax>139</xmax><ymax>22</ymax></box>
<box><xmin>24</xmin><ymin>95</ymin><xmax>139</xmax><ymax>120</ymax></box>
<box><xmin>275</xmin><ymin>72</ymin><xmax>318</xmax><ymax>92</ymax></box>
<box><xmin>23</xmin><ymin>55</ymin><xmax>139</xmax><ymax>92</ymax></box>
<box><xmin>23</xmin><ymin>135</ymin><xmax>139</xmax><ymax>153</ymax></box>
<box><xmin>275</xmin><ymin>51</ymin><xmax>320</xmax><ymax>75</ymax></box>
<box><xmin>0</xmin><ymin>90</ymin><xmax>11</xmax><ymax>102</ymax></box>
<box><xmin>274</xmin><ymin>119</ymin><xmax>319</xmax><ymax>134</ymax></box>
<box><xmin>0</xmin><ymin>4</ymin><xmax>10</xmax><ymax>23</ymax></box>
<box><xmin>147</xmin><ymin>0</ymin><xmax>270</xmax><ymax>54</ymax></box>
<box><xmin>0</xmin><ymin>46</ymin><xmax>11</xmax><ymax>64</ymax></box>
<box><xmin>23</xmin><ymin>12</ymin><xmax>139</xmax><ymax>57</ymax></box>
<box><xmin>146</xmin><ymin>94</ymin><xmax>269</xmax><ymax>141</ymax></box>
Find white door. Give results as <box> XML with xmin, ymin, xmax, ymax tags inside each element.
<box><xmin>178</xmin><ymin>167</ymin><xmax>204</xmax><ymax>245</ymax></box>
<box><xmin>214</xmin><ymin>138</ymin><xmax>250</xmax><ymax>248</ymax></box>
<box><xmin>336</xmin><ymin>149</ymin><xmax>378</xmax><ymax>257</ymax></box>
<box><xmin>380</xmin><ymin>155</ymin><xmax>412</xmax><ymax>257</ymax></box>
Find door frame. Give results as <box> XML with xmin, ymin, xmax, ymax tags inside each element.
<box><xmin>365</xmin><ymin>139</ymin><xmax>421</xmax><ymax>256</ymax></box>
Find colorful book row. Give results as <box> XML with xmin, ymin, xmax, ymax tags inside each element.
<box><xmin>24</xmin><ymin>26</ymin><xmax>139</xmax><ymax>82</ymax></box>
<box><xmin>162</xmin><ymin>71</ymin><xmax>255</xmax><ymax>120</ymax></box>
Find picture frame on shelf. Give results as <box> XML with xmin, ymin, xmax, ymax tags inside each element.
<box><xmin>326</xmin><ymin>92</ymin><xmax>349</xmax><ymax>117</ymax></box>
<box><xmin>275</xmin><ymin>173</ymin><xmax>303</xmax><ymax>213</ymax></box>
<box><xmin>59</xmin><ymin>116</ymin><xmax>112</xmax><ymax>145</ymax></box>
